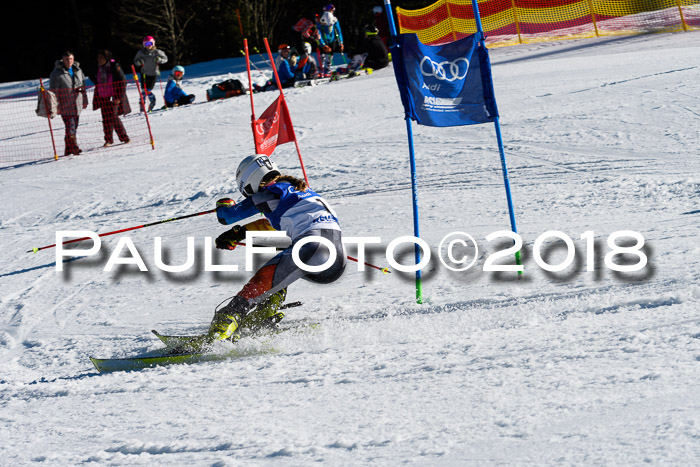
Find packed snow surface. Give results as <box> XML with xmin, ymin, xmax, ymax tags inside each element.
<box><xmin>1</xmin><ymin>32</ymin><xmax>699</xmax><ymax>464</ymax></box>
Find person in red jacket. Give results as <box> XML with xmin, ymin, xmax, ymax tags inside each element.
<box><xmin>93</xmin><ymin>49</ymin><xmax>130</xmax><ymax>147</ymax></box>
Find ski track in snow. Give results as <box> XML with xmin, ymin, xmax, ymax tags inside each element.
<box><xmin>1</xmin><ymin>31</ymin><xmax>699</xmax><ymax>464</ymax></box>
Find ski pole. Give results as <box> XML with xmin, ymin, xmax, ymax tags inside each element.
<box><xmin>347</xmin><ymin>255</ymin><xmax>390</xmax><ymax>274</ymax></box>
<box><xmin>240</xmin><ymin>50</ymin><xmax>265</xmax><ymax>72</ymax></box>
<box><xmin>29</xmin><ymin>211</ymin><xmax>391</xmax><ymax>274</ymax></box>
<box><xmin>231</xmin><ymin>242</ymin><xmax>390</xmax><ymax>274</ymax></box>
<box><xmin>28</xmin><ymin>209</ymin><xmax>216</xmax><ymax>253</ymax></box>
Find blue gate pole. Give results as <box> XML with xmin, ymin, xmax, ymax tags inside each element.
<box><xmin>471</xmin><ymin>0</ymin><xmax>523</xmax><ymax>274</ymax></box>
<box><xmin>384</xmin><ymin>0</ymin><xmax>423</xmax><ymax>303</ymax></box>
<box><xmin>406</xmin><ymin>118</ymin><xmax>423</xmax><ymax>303</ymax></box>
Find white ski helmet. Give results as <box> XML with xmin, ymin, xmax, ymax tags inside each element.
<box><xmin>320</xmin><ymin>11</ymin><xmax>336</xmax><ymax>26</ymax></box>
<box><xmin>303</xmin><ymin>42</ymin><xmax>313</xmax><ymax>55</ymax></box>
<box><xmin>236</xmin><ymin>154</ymin><xmax>280</xmax><ymax>197</ymax></box>
<box><xmin>373</xmin><ymin>6</ymin><xmax>382</xmax><ymax>15</ymax></box>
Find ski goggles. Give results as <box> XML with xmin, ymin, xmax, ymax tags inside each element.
<box><xmin>143</xmin><ymin>41</ymin><xmax>155</xmax><ymax>47</ymax></box>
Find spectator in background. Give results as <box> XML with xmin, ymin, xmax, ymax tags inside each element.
<box><xmin>275</xmin><ymin>43</ymin><xmax>292</xmax><ymax>69</ymax></box>
<box><xmin>253</xmin><ymin>45</ymin><xmax>298</xmax><ymax>92</ymax></box>
<box><xmin>351</xmin><ymin>25</ymin><xmax>390</xmax><ymax>72</ymax></box>
<box><xmin>372</xmin><ymin>5</ymin><xmax>391</xmax><ymax>47</ymax></box>
<box><xmin>364</xmin><ymin>25</ymin><xmax>389</xmax><ymax>70</ymax></box>
<box><xmin>49</xmin><ymin>51</ymin><xmax>88</xmax><ymax>156</ymax></box>
<box><xmin>277</xmin><ymin>46</ymin><xmax>297</xmax><ymax>88</ymax></box>
<box><xmin>317</xmin><ymin>4</ymin><xmax>344</xmax><ymax>75</ymax></box>
<box><xmin>93</xmin><ymin>49</ymin><xmax>130</xmax><ymax>147</ymax></box>
<box><xmin>133</xmin><ymin>36</ymin><xmax>168</xmax><ymax>112</ymax></box>
<box><xmin>293</xmin><ymin>16</ymin><xmax>320</xmax><ymax>52</ymax></box>
<box><xmin>295</xmin><ymin>42</ymin><xmax>318</xmax><ymax>80</ymax></box>
<box><xmin>164</xmin><ymin>65</ymin><xmax>195</xmax><ymax>108</ymax></box>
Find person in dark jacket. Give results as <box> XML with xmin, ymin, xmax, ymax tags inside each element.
<box><xmin>93</xmin><ymin>49</ymin><xmax>130</xmax><ymax>147</ymax></box>
<box><xmin>49</xmin><ymin>51</ymin><xmax>88</xmax><ymax>156</ymax></box>
<box><xmin>348</xmin><ymin>25</ymin><xmax>389</xmax><ymax>73</ymax></box>
<box><xmin>361</xmin><ymin>25</ymin><xmax>389</xmax><ymax>70</ymax></box>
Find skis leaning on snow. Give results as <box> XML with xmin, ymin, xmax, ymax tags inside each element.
<box><xmin>332</xmin><ymin>68</ymin><xmax>373</xmax><ymax>80</ymax></box>
<box><xmin>294</xmin><ymin>67</ymin><xmax>373</xmax><ymax>88</ymax></box>
<box><xmin>294</xmin><ymin>77</ymin><xmax>332</xmax><ymax>87</ymax></box>
<box><xmin>89</xmin><ymin>301</ymin><xmax>317</xmax><ymax>373</ymax></box>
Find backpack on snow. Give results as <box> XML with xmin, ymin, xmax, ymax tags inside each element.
<box><xmin>206</xmin><ymin>79</ymin><xmax>245</xmax><ymax>101</ymax></box>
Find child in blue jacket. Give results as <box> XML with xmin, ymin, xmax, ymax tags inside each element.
<box><xmin>164</xmin><ymin>66</ymin><xmax>195</xmax><ymax>108</ymax></box>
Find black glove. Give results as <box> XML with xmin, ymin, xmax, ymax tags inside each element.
<box><xmin>215</xmin><ymin>225</ymin><xmax>247</xmax><ymax>250</ymax></box>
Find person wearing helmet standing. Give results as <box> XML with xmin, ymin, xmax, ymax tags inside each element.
<box><xmin>164</xmin><ymin>65</ymin><xmax>195</xmax><ymax>108</ymax></box>
<box><xmin>133</xmin><ymin>36</ymin><xmax>168</xmax><ymax>112</ymax></box>
<box><xmin>208</xmin><ymin>154</ymin><xmax>346</xmax><ymax>341</ymax></box>
<box><xmin>316</xmin><ymin>4</ymin><xmax>344</xmax><ymax>76</ymax></box>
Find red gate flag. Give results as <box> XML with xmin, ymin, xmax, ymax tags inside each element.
<box><xmin>253</xmin><ymin>95</ymin><xmax>296</xmax><ymax>156</ymax></box>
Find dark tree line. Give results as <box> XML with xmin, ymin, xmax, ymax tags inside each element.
<box><xmin>2</xmin><ymin>0</ymin><xmax>430</xmax><ymax>84</ymax></box>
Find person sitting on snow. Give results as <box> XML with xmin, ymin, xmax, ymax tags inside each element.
<box><xmin>276</xmin><ymin>44</ymin><xmax>297</xmax><ymax>87</ymax></box>
<box><xmin>208</xmin><ymin>154</ymin><xmax>346</xmax><ymax>340</ymax></box>
<box><xmin>347</xmin><ymin>25</ymin><xmax>389</xmax><ymax>73</ymax></box>
<box><xmin>294</xmin><ymin>42</ymin><xmax>318</xmax><ymax>80</ymax></box>
<box><xmin>164</xmin><ymin>65</ymin><xmax>195</xmax><ymax>108</ymax></box>
<box><xmin>255</xmin><ymin>45</ymin><xmax>297</xmax><ymax>92</ymax></box>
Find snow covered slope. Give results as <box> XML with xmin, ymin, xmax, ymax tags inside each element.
<box><xmin>1</xmin><ymin>31</ymin><xmax>699</xmax><ymax>464</ymax></box>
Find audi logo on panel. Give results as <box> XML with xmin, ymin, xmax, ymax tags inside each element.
<box><xmin>419</xmin><ymin>56</ymin><xmax>469</xmax><ymax>82</ymax></box>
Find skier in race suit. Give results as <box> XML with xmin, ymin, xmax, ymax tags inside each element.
<box><xmin>208</xmin><ymin>154</ymin><xmax>346</xmax><ymax>340</ymax></box>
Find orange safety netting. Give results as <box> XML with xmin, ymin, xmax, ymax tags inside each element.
<box><xmin>396</xmin><ymin>0</ymin><xmax>700</xmax><ymax>46</ymax></box>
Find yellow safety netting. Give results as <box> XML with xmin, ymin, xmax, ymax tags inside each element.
<box><xmin>396</xmin><ymin>0</ymin><xmax>700</xmax><ymax>47</ymax></box>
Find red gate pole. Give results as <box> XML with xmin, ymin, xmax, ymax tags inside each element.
<box><xmin>39</xmin><ymin>78</ymin><xmax>58</xmax><ymax>160</ymax></box>
<box><xmin>244</xmin><ymin>39</ymin><xmax>259</xmax><ymax>154</ymax></box>
<box><xmin>262</xmin><ymin>38</ymin><xmax>310</xmax><ymax>187</ymax></box>
<box><xmin>131</xmin><ymin>65</ymin><xmax>155</xmax><ymax>149</ymax></box>
<box><xmin>236</xmin><ymin>9</ymin><xmax>245</xmax><ymax>36</ymax></box>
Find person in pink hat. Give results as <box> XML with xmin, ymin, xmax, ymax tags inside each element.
<box><xmin>133</xmin><ymin>36</ymin><xmax>168</xmax><ymax>111</ymax></box>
